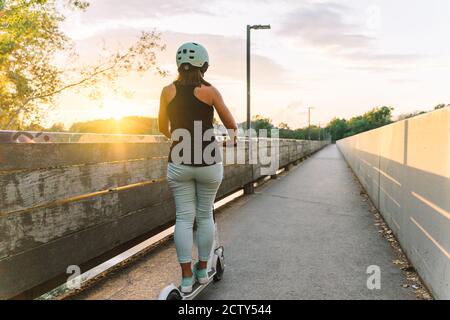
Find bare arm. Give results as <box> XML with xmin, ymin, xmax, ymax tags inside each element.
<box><xmin>211</xmin><ymin>86</ymin><xmax>238</xmax><ymax>144</ymax></box>
<box><xmin>158</xmin><ymin>87</ymin><xmax>171</xmax><ymax>139</ymax></box>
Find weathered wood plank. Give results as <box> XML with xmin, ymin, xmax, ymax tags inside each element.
<box><xmin>0</xmin><ymin>144</ymin><xmax>254</xmax><ymax>213</ymax></box>
<box><xmin>0</xmin><ymin>130</ymin><xmax>167</xmax><ymax>143</ymax></box>
<box><xmin>0</xmin><ymin>180</ymin><xmax>172</xmax><ymax>259</ymax></box>
<box><xmin>0</xmin><ymin>158</ymin><xmax>167</xmax><ymax>213</ymax></box>
<box><xmin>0</xmin><ymin>162</ymin><xmax>254</xmax><ymax>260</ymax></box>
<box><xmin>0</xmin><ymin>201</ymin><xmax>175</xmax><ymax>299</ymax></box>
<box><xmin>0</xmin><ymin>142</ymin><xmax>171</xmax><ymax>171</ymax></box>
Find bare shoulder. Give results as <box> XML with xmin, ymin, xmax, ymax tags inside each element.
<box><xmin>202</xmin><ymin>84</ymin><xmax>220</xmax><ymax>98</ymax></box>
<box><xmin>193</xmin><ymin>84</ymin><xmax>214</xmax><ymax>105</ymax></box>
<box><xmin>209</xmin><ymin>85</ymin><xmax>223</xmax><ymax>101</ymax></box>
<box><xmin>162</xmin><ymin>83</ymin><xmax>176</xmax><ymax>94</ymax></box>
<box><xmin>208</xmin><ymin>84</ymin><xmax>219</xmax><ymax>93</ymax></box>
<box><xmin>162</xmin><ymin>83</ymin><xmax>176</xmax><ymax>102</ymax></box>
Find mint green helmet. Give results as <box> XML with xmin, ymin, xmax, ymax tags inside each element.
<box><xmin>176</xmin><ymin>42</ymin><xmax>209</xmax><ymax>71</ymax></box>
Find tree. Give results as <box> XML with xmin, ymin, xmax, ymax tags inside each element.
<box><xmin>326</xmin><ymin>118</ymin><xmax>347</xmax><ymax>142</ymax></box>
<box><xmin>325</xmin><ymin>106</ymin><xmax>393</xmax><ymax>141</ymax></box>
<box><xmin>363</xmin><ymin>106</ymin><xmax>393</xmax><ymax>128</ymax></box>
<box><xmin>345</xmin><ymin>116</ymin><xmax>369</xmax><ymax>137</ymax></box>
<box><xmin>47</xmin><ymin>122</ymin><xmax>66</xmax><ymax>132</ymax></box>
<box><xmin>397</xmin><ymin>104</ymin><xmax>448</xmax><ymax>120</ymax></box>
<box><xmin>397</xmin><ymin>110</ymin><xmax>426</xmax><ymax>121</ymax></box>
<box><xmin>293</xmin><ymin>128</ymin><xmax>306</xmax><ymax>140</ymax></box>
<box><xmin>68</xmin><ymin>116</ymin><xmax>159</xmax><ymax>135</ymax></box>
<box><xmin>0</xmin><ymin>0</ymin><xmax>165</xmax><ymax>130</ymax></box>
<box><xmin>252</xmin><ymin>115</ymin><xmax>274</xmax><ymax>137</ymax></box>
<box><xmin>434</xmin><ymin>104</ymin><xmax>449</xmax><ymax>110</ymax></box>
<box><xmin>278</xmin><ymin>122</ymin><xmax>290</xmax><ymax>130</ymax></box>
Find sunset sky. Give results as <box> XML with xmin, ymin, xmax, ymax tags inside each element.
<box><xmin>49</xmin><ymin>0</ymin><xmax>450</xmax><ymax>129</ymax></box>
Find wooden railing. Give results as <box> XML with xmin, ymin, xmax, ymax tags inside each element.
<box><xmin>0</xmin><ymin>133</ymin><xmax>328</xmax><ymax>299</ymax></box>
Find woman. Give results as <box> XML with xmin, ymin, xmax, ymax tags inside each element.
<box><xmin>158</xmin><ymin>42</ymin><xmax>237</xmax><ymax>293</ymax></box>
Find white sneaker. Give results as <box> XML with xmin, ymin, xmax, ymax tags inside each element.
<box><xmin>180</xmin><ymin>276</ymin><xmax>194</xmax><ymax>293</ymax></box>
<box><xmin>193</xmin><ymin>262</ymin><xmax>209</xmax><ymax>284</ymax></box>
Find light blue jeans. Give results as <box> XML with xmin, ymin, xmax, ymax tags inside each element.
<box><xmin>167</xmin><ymin>162</ymin><xmax>223</xmax><ymax>263</ymax></box>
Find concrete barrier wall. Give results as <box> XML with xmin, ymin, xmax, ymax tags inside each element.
<box><xmin>0</xmin><ymin>130</ymin><xmax>166</xmax><ymax>143</ymax></box>
<box><xmin>337</xmin><ymin>107</ymin><xmax>450</xmax><ymax>299</ymax></box>
<box><xmin>0</xmin><ymin>135</ymin><xmax>328</xmax><ymax>299</ymax></box>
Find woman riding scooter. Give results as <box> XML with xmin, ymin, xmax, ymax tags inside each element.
<box><xmin>158</xmin><ymin>42</ymin><xmax>237</xmax><ymax>293</ymax></box>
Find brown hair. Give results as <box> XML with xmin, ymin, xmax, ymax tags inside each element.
<box><xmin>175</xmin><ymin>64</ymin><xmax>211</xmax><ymax>87</ymax></box>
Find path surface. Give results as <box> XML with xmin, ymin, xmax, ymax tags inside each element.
<box><xmin>70</xmin><ymin>145</ymin><xmax>416</xmax><ymax>300</ymax></box>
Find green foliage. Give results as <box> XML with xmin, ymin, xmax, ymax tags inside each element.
<box><xmin>1</xmin><ymin>0</ymin><xmax>69</xmax><ymax>129</ymax></box>
<box><xmin>252</xmin><ymin>114</ymin><xmax>274</xmax><ymax>137</ymax></box>
<box><xmin>47</xmin><ymin>121</ymin><xmax>66</xmax><ymax>132</ymax></box>
<box><xmin>434</xmin><ymin>103</ymin><xmax>449</xmax><ymax>110</ymax></box>
<box><xmin>327</xmin><ymin>118</ymin><xmax>347</xmax><ymax>141</ymax></box>
<box><xmin>0</xmin><ymin>0</ymin><xmax>165</xmax><ymax>130</ymax></box>
<box><xmin>68</xmin><ymin>116</ymin><xmax>160</xmax><ymax>135</ymax></box>
<box><xmin>325</xmin><ymin>106</ymin><xmax>393</xmax><ymax>142</ymax></box>
<box><xmin>277</xmin><ymin>125</ymin><xmax>325</xmax><ymax>140</ymax></box>
<box><xmin>240</xmin><ymin>115</ymin><xmax>327</xmax><ymax>140</ymax></box>
<box><xmin>53</xmin><ymin>106</ymin><xmax>395</xmax><ymax>140</ymax></box>
<box><xmin>396</xmin><ymin>110</ymin><xmax>426</xmax><ymax>121</ymax></box>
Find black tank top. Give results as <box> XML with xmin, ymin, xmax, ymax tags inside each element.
<box><xmin>167</xmin><ymin>82</ymin><xmax>220</xmax><ymax>166</ymax></box>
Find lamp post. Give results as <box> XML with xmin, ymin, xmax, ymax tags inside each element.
<box><xmin>246</xmin><ymin>24</ymin><xmax>271</xmax><ymax>131</ymax></box>
<box><xmin>307</xmin><ymin>107</ymin><xmax>315</xmax><ymax>141</ymax></box>
<box><xmin>245</xmin><ymin>24</ymin><xmax>271</xmax><ymax>195</ymax></box>
<box><xmin>318</xmin><ymin>122</ymin><xmax>321</xmax><ymax>141</ymax></box>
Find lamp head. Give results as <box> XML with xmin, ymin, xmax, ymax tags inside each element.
<box><xmin>250</xmin><ymin>24</ymin><xmax>271</xmax><ymax>30</ymax></box>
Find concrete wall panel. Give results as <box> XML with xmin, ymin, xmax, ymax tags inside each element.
<box><xmin>337</xmin><ymin>107</ymin><xmax>450</xmax><ymax>299</ymax></box>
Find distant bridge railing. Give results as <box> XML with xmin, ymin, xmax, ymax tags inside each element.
<box><xmin>0</xmin><ymin>132</ymin><xmax>329</xmax><ymax>299</ymax></box>
<box><xmin>337</xmin><ymin>107</ymin><xmax>450</xmax><ymax>299</ymax></box>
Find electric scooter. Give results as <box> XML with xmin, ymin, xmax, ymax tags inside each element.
<box><xmin>158</xmin><ymin>209</ymin><xmax>225</xmax><ymax>300</ymax></box>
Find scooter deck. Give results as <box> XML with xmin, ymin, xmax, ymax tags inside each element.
<box><xmin>179</xmin><ymin>269</ymin><xmax>216</xmax><ymax>300</ymax></box>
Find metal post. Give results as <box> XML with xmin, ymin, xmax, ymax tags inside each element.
<box><xmin>319</xmin><ymin>122</ymin><xmax>321</xmax><ymax>141</ymax></box>
<box><xmin>243</xmin><ymin>24</ymin><xmax>270</xmax><ymax>195</ymax></box>
<box><xmin>246</xmin><ymin>25</ymin><xmax>251</xmax><ymax>133</ymax></box>
<box><xmin>308</xmin><ymin>107</ymin><xmax>311</xmax><ymax>141</ymax></box>
<box><xmin>307</xmin><ymin>107</ymin><xmax>315</xmax><ymax>141</ymax></box>
<box><xmin>244</xmin><ymin>25</ymin><xmax>254</xmax><ymax>194</ymax></box>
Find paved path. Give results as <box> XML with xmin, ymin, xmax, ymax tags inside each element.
<box><xmin>70</xmin><ymin>145</ymin><xmax>415</xmax><ymax>300</ymax></box>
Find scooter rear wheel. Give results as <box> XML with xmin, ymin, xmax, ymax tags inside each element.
<box><xmin>214</xmin><ymin>258</ymin><xmax>224</xmax><ymax>282</ymax></box>
<box><xmin>166</xmin><ymin>289</ymin><xmax>182</xmax><ymax>300</ymax></box>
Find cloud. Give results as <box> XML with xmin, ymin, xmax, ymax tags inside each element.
<box><xmin>344</xmin><ymin>52</ymin><xmax>424</xmax><ymax>71</ymax></box>
<box><xmin>277</xmin><ymin>1</ymin><xmax>423</xmax><ymax>70</ymax></box>
<box><xmin>61</xmin><ymin>0</ymin><xmax>218</xmax><ymax>40</ymax></box>
<box><xmin>161</xmin><ymin>32</ymin><xmax>289</xmax><ymax>87</ymax></box>
<box><xmin>70</xmin><ymin>28</ymin><xmax>290</xmax><ymax>88</ymax></box>
<box><xmin>78</xmin><ymin>0</ymin><xmax>215</xmax><ymax>20</ymax></box>
<box><xmin>278</xmin><ymin>2</ymin><xmax>372</xmax><ymax>50</ymax></box>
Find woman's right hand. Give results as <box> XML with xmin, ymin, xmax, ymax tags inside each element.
<box><xmin>222</xmin><ymin>129</ymin><xmax>237</xmax><ymax>147</ymax></box>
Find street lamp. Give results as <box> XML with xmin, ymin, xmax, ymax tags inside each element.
<box><xmin>246</xmin><ymin>24</ymin><xmax>271</xmax><ymax>132</ymax></box>
<box><xmin>245</xmin><ymin>24</ymin><xmax>271</xmax><ymax>195</ymax></box>
<box><xmin>307</xmin><ymin>107</ymin><xmax>315</xmax><ymax>141</ymax></box>
<box><xmin>318</xmin><ymin>122</ymin><xmax>321</xmax><ymax>141</ymax></box>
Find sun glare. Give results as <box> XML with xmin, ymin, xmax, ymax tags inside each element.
<box><xmin>102</xmin><ymin>98</ymin><xmax>131</xmax><ymax>121</ymax></box>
